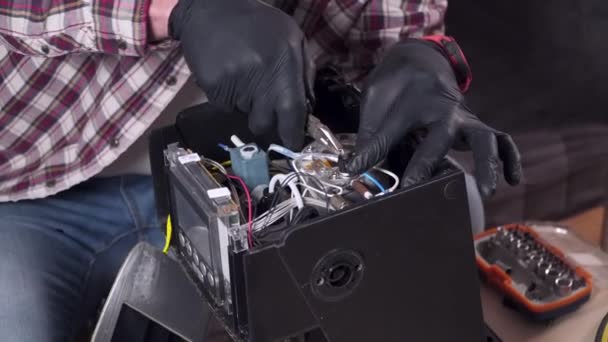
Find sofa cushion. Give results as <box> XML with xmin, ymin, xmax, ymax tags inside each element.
<box><xmin>451</xmin><ymin>125</ymin><xmax>608</xmax><ymax>227</ymax></box>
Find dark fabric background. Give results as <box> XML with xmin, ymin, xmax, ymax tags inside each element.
<box><xmin>446</xmin><ymin>0</ymin><xmax>608</xmax><ymax>133</ymax></box>
<box><xmin>446</xmin><ymin>0</ymin><xmax>608</xmax><ymax>226</ymax></box>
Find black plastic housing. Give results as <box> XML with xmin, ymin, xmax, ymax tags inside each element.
<box><xmin>150</xmin><ymin>69</ymin><xmax>486</xmax><ymax>341</ymax></box>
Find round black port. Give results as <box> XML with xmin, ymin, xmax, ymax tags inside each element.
<box><xmin>310</xmin><ymin>249</ymin><xmax>364</xmax><ymax>302</ymax></box>
<box><xmin>328</xmin><ymin>263</ymin><xmax>353</xmax><ymax>288</ymax></box>
<box><xmin>242</xmin><ymin>146</ymin><xmax>256</xmax><ymax>152</ymax></box>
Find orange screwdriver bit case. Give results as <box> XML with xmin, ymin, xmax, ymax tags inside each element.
<box><xmin>474</xmin><ymin>224</ymin><xmax>592</xmax><ymax>320</ymax></box>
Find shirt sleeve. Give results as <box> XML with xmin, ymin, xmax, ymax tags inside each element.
<box><xmin>342</xmin><ymin>0</ymin><xmax>448</xmax><ymax>82</ymax></box>
<box><xmin>0</xmin><ymin>0</ymin><xmax>171</xmax><ymax>57</ymax></box>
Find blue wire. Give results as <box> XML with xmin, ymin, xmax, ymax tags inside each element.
<box><xmin>363</xmin><ymin>172</ymin><xmax>386</xmax><ymax>193</ymax></box>
<box><xmin>218</xmin><ymin>143</ymin><xmax>230</xmax><ymax>151</ymax></box>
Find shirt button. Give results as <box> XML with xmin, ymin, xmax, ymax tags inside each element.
<box><xmin>166</xmin><ymin>76</ymin><xmax>177</xmax><ymax>86</ymax></box>
<box><xmin>110</xmin><ymin>136</ymin><xmax>120</xmax><ymax>148</ymax></box>
<box><xmin>41</xmin><ymin>45</ymin><xmax>50</xmax><ymax>54</ymax></box>
<box><xmin>117</xmin><ymin>39</ymin><xmax>127</xmax><ymax>50</ymax></box>
<box><xmin>46</xmin><ymin>179</ymin><xmax>56</xmax><ymax>187</ymax></box>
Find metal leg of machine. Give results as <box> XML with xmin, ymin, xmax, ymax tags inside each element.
<box><xmin>91</xmin><ymin>242</ymin><xmax>211</xmax><ymax>342</ymax></box>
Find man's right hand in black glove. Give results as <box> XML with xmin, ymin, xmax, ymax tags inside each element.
<box><xmin>342</xmin><ymin>38</ymin><xmax>521</xmax><ymax>198</ymax></box>
<box><xmin>169</xmin><ymin>0</ymin><xmax>314</xmax><ymax>150</ymax></box>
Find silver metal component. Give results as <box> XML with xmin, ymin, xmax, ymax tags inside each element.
<box><xmin>329</xmin><ymin>195</ymin><xmax>350</xmax><ymax>210</ymax></box>
<box><xmin>545</xmin><ymin>268</ymin><xmax>561</xmax><ymax>285</ymax></box>
<box><xmin>526</xmin><ymin>253</ymin><xmax>543</xmax><ymax>272</ymax></box>
<box><xmin>501</xmin><ymin>232</ymin><xmax>513</xmax><ymax>247</ymax></box>
<box><xmin>556</xmin><ymin>277</ymin><xmax>574</xmax><ymax>296</ymax></box>
<box><xmin>523</xmin><ymin>250</ymin><xmax>536</xmax><ymax>262</ymax></box>
<box><xmin>296</xmin><ymin>133</ymin><xmax>359</xmax><ymax>191</ymax></box>
<box><xmin>199</xmin><ymin>262</ymin><xmax>207</xmax><ymax>276</ymax></box>
<box><xmin>178</xmin><ymin>231</ymin><xmax>186</xmax><ymax>246</ymax></box>
<box><xmin>556</xmin><ymin>267</ymin><xmax>571</xmax><ymax>279</ymax></box>
<box><xmin>193</xmin><ymin>252</ymin><xmax>199</xmax><ymax>265</ymax></box>
<box><xmin>507</xmin><ymin>235</ymin><xmax>518</xmax><ymax>251</ymax></box>
<box><xmin>514</xmin><ymin>238</ymin><xmax>524</xmax><ymax>250</ymax></box>
<box><xmin>307</xmin><ymin>115</ymin><xmax>345</xmax><ymax>156</ymax></box>
<box><xmin>537</xmin><ymin>261</ymin><xmax>552</xmax><ymax>277</ymax></box>
<box><xmin>496</xmin><ymin>227</ymin><xmax>509</xmax><ymax>240</ymax></box>
<box><xmin>517</xmin><ymin>242</ymin><xmax>531</xmax><ymax>258</ymax></box>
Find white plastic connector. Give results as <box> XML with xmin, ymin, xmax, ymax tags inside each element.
<box><xmin>230</xmin><ymin>135</ymin><xmax>245</xmax><ymax>147</ymax></box>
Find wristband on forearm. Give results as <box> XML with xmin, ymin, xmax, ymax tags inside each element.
<box><xmin>421</xmin><ymin>35</ymin><xmax>472</xmax><ymax>92</ymax></box>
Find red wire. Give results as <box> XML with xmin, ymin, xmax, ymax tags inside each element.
<box><xmin>227</xmin><ymin>175</ymin><xmax>253</xmax><ymax>248</ymax></box>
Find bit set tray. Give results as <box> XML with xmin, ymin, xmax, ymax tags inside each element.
<box><xmin>474</xmin><ymin>224</ymin><xmax>592</xmax><ymax>320</ymax></box>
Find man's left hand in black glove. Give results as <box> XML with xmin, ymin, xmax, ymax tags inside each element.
<box><xmin>342</xmin><ymin>37</ymin><xmax>522</xmax><ymax>198</ymax></box>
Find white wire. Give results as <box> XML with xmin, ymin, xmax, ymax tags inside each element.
<box><xmin>298</xmin><ymin>182</ymin><xmax>331</xmax><ymax>198</ymax></box>
<box><xmin>320</xmin><ymin>180</ymin><xmax>344</xmax><ymax>196</ymax></box>
<box><xmin>290</xmin><ymin>159</ymin><xmax>344</xmax><ymax>199</ymax></box>
<box><xmin>250</xmin><ymin>197</ymin><xmax>336</xmax><ymax>232</ymax></box>
<box><xmin>301</xmin><ymin>187</ymin><xmax>310</xmax><ymax>197</ymax></box>
<box><xmin>269</xmin><ymin>173</ymin><xmax>304</xmax><ymax>209</ymax></box>
<box><xmin>374</xmin><ymin>167</ymin><xmax>400</xmax><ymax>194</ymax></box>
<box><xmin>269</xmin><ymin>173</ymin><xmax>289</xmax><ymax>193</ymax></box>
<box><xmin>252</xmin><ymin>199</ymin><xmax>298</xmax><ymax>231</ymax></box>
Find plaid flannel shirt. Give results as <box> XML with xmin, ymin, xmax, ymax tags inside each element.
<box><xmin>0</xmin><ymin>0</ymin><xmax>446</xmax><ymax>202</ymax></box>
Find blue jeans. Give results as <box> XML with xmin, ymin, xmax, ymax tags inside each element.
<box><xmin>0</xmin><ymin>176</ymin><xmax>163</xmax><ymax>342</ymax></box>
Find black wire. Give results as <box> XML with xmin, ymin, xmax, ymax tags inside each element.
<box><xmin>254</xmin><ymin>170</ymin><xmax>334</xmax><ymax>246</ymax></box>
<box><xmin>253</xmin><ymin>174</ymin><xmax>299</xmax><ymax>244</ymax></box>
<box><xmin>255</xmin><ymin>205</ymin><xmax>319</xmax><ymax>244</ymax></box>
<box><xmin>291</xmin><ymin>206</ymin><xmax>319</xmax><ymax>225</ymax></box>
<box><xmin>259</xmin><ymin>181</ymin><xmax>289</xmax><ymax>232</ymax></box>
<box><xmin>253</xmin><ymin>187</ymin><xmax>284</xmax><ymax>245</ymax></box>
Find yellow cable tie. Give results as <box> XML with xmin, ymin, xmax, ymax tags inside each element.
<box><xmin>163</xmin><ymin>215</ymin><xmax>172</xmax><ymax>254</ymax></box>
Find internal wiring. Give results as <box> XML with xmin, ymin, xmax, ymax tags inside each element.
<box><xmin>363</xmin><ymin>172</ymin><xmax>387</xmax><ymax>193</ymax></box>
<box><xmin>259</xmin><ymin>173</ymin><xmax>299</xmax><ymax>232</ymax></box>
<box><xmin>374</xmin><ymin>167</ymin><xmax>400</xmax><ymax>193</ymax></box>
<box><xmin>227</xmin><ymin>174</ymin><xmax>253</xmax><ymax>248</ymax></box>
<box><xmin>251</xmin><ymin>197</ymin><xmax>333</xmax><ymax>232</ymax></box>
<box><xmin>269</xmin><ymin>173</ymin><xmax>304</xmax><ymax>209</ymax></box>
<box><xmin>200</xmin><ymin>158</ymin><xmax>245</xmax><ymax>221</ymax></box>
<box><xmin>194</xmin><ymin>148</ymin><xmax>400</xmax><ymax>249</ymax></box>
<box><xmin>291</xmin><ymin>161</ymin><xmax>332</xmax><ymax>211</ymax></box>
<box><xmin>226</xmin><ymin>177</ymin><xmax>246</xmax><ymax>222</ymax></box>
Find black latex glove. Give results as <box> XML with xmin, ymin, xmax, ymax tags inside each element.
<box><xmin>169</xmin><ymin>0</ymin><xmax>314</xmax><ymax>150</ymax></box>
<box><xmin>343</xmin><ymin>39</ymin><xmax>522</xmax><ymax>198</ymax></box>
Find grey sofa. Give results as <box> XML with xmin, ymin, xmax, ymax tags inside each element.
<box><xmin>446</xmin><ymin>0</ymin><xmax>608</xmax><ymax>250</ymax></box>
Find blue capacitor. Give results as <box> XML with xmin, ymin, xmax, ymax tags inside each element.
<box><xmin>229</xmin><ymin>143</ymin><xmax>270</xmax><ymax>189</ymax></box>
